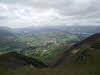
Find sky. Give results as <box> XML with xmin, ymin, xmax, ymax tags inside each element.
<box><xmin>0</xmin><ymin>0</ymin><xmax>100</xmax><ymax>28</ymax></box>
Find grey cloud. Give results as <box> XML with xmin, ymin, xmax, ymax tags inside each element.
<box><xmin>0</xmin><ymin>0</ymin><xmax>100</xmax><ymax>28</ymax></box>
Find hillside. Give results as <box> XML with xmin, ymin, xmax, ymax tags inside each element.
<box><xmin>0</xmin><ymin>48</ymin><xmax>100</xmax><ymax>75</ymax></box>
<box><xmin>0</xmin><ymin>27</ymin><xmax>27</xmax><ymax>54</ymax></box>
<box><xmin>0</xmin><ymin>27</ymin><xmax>16</xmax><ymax>53</ymax></box>
<box><xmin>0</xmin><ymin>27</ymin><xmax>15</xmax><ymax>41</ymax></box>
<box><xmin>0</xmin><ymin>52</ymin><xmax>48</xmax><ymax>69</ymax></box>
<box><xmin>54</xmin><ymin>33</ymin><xmax>100</xmax><ymax>67</ymax></box>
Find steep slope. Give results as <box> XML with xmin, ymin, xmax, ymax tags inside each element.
<box><xmin>0</xmin><ymin>52</ymin><xmax>48</xmax><ymax>69</ymax></box>
<box><xmin>54</xmin><ymin>33</ymin><xmax>100</xmax><ymax>67</ymax></box>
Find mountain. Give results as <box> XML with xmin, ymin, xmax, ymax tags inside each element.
<box><xmin>65</xmin><ymin>26</ymin><xmax>100</xmax><ymax>34</ymax></box>
<box><xmin>54</xmin><ymin>33</ymin><xmax>100</xmax><ymax>67</ymax></box>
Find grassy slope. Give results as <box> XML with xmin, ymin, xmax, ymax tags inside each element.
<box><xmin>0</xmin><ymin>48</ymin><xmax>100</xmax><ymax>75</ymax></box>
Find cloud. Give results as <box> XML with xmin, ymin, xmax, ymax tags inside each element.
<box><xmin>0</xmin><ymin>0</ymin><xmax>100</xmax><ymax>28</ymax></box>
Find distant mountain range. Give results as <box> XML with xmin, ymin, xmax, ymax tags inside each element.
<box><xmin>15</xmin><ymin>25</ymin><xmax>100</xmax><ymax>34</ymax></box>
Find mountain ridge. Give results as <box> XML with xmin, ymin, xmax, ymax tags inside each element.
<box><xmin>53</xmin><ymin>33</ymin><xmax>100</xmax><ymax>67</ymax></box>
<box><xmin>0</xmin><ymin>52</ymin><xmax>48</xmax><ymax>69</ymax></box>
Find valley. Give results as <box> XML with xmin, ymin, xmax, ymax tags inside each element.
<box><xmin>0</xmin><ymin>26</ymin><xmax>100</xmax><ymax>63</ymax></box>
<box><xmin>0</xmin><ymin>26</ymin><xmax>100</xmax><ymax>75</ymax></box>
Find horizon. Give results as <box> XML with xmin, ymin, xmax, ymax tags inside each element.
<box><xmin>0</xmin><ymin>24</ymin><xmax>100</xmax><ymax>29</ymax></box>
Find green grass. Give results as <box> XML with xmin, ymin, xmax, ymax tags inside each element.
<box><xmin>0</xmin><ymin>48</ymin><xmax>100</xmax><ymax>75</ymax></box>
<box><xmin>0</xmin><ymin>64</ymin><xmax>100</xmax><ymax>75</ymax></box>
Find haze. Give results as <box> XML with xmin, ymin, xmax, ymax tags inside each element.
<box><xmin>0</xmin><ymin>0</ymin><xmax>100</xmax><ymax>28</ymax></box>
